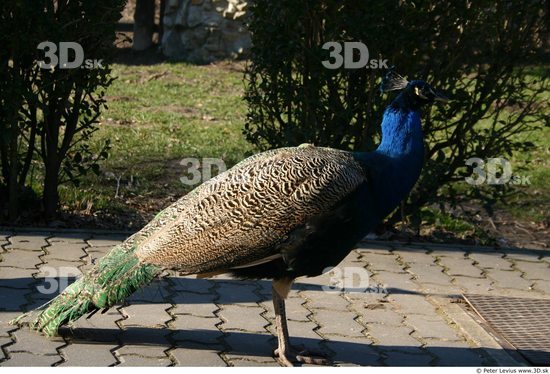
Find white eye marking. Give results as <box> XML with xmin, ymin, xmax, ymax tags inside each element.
<box><xmin>415</xmin><ymin>86</ymin><xmax>429</xmax><ymax>99</ymax></box>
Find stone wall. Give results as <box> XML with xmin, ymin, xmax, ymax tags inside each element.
<box><xmin>162</xmin><ymin>0</ymin><xmax>251</xmax><ymax>63</ymax></box>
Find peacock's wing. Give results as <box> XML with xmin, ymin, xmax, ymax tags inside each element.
<box><xmin>133</xmin><ymin>145</ymin><xmax>367</xmax><ymax>274</ymax></box>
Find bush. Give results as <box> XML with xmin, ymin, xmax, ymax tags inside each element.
<box><xmin>0</xmin><ymin>1</ymin><xmax>125</xmax><ymax>221</ymax></box>
<box><xmin>244</xmin><ymin>0</ymin><xmax>548</xmax><ymax>228</ymax></box>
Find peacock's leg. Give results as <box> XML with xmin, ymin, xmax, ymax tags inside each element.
<box><xmin>272</xmin><ymin>279</ymin><xmax>331</xmax><ymax>366</ymax></box>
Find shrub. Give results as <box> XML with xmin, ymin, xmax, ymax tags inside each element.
<box><xmin>0</xmin><ymin>1</ymin><xmax>125</xmax><ymax>221</ymax></box>
<box><xmin>244</xmin><ymin>0</ymin><xmax>548</xmax><ymax>228</ymax></box>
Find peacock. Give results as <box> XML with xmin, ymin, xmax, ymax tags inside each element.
<box><xmin>11</xmin><ymin>70</ymin><xmax>448</xmax><ymax>366</ymax></box>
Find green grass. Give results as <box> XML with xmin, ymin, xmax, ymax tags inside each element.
<box><xmin>57</xmin><ymin>62</ymin><xmax>253</xmax><ymax>223</ymax></box>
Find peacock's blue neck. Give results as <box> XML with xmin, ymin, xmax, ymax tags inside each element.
<box><xmin>354</xmin><ymin>102</ymin><xmax>425</xmax><ymax>220</ymax></box>
<box><xmin>376</xmin><ymin>107</ymin><xmax>424</xmax><ymax>157</ymax></box>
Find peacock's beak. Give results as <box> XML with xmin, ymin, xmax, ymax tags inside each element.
<box><xmin>434</xmin><ymin>91</ymin><xmax>450</xmax><ymax>103</ymax></box>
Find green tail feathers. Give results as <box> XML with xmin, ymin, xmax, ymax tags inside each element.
<box><xmin>10</xmin><ymin>246</ymin><xmax>162</xmax><ymax>337</ymax></box>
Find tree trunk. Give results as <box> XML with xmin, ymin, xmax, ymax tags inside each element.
<box><xmin>133</xmin><ymin>0</ymin><xmax>155</xmax><ymax>51</ymax></box>
<box><xmin>159</xmin><ymin>0</ymin><xmax>166</xmax><ymax>42</ymax></box>
<box><xmin>43</xmin><ymin>159</ymin><xmax>60</xmax><ymax>222</ymax></box>
<box><xmin>7</xmin><ymin>132</ymin><xmax>19</xmax><ymax>222</ymax></box>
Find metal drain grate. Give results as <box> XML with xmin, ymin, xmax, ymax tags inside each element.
<box><xmin>463</xmin><ymin>294</ymin><xmax>550</xmax><ymax>366</ymax></box>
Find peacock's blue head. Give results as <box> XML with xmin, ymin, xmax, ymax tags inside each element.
<box><xmin>381</xmin><ymin>70</ymin><xmax>449</xmax><ymax>110</ymax></box>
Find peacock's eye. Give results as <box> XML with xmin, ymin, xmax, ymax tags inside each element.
<box><xmin>414</xmin><ymin>86</ymin><xmax>429</xmax><ymax>100</ymax></box>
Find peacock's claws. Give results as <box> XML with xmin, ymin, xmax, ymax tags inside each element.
<box><xmin>274</xmin><ymin>346</ymin><xmax>332</xmax><ymax>366</ymax></box>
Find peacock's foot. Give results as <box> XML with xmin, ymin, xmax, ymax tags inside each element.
<box><xmin>274</xmin><ymin>345</ymin><xmax>332</xmax><ymax>367</ymax></box>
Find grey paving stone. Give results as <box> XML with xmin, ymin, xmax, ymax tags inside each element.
<box><xmin>229</xmin><ymin>358</ymin><xmax>279</xmax><ymax>366</ymax></box>
<box><xmin>438</xmin><ymin>257</ymin><xmax>484</xmax><ymax>278</ymax></box>
<box><xmin>6</xmin><ymin>235</ymin><xmax>48</xmax><ymax>251</ymax></box>
<box><xmin>361</xmin><ymin>253</ymin><xmax>406</xmax><ymax>273</ymax></box>
<box><xmin>78</xmin><ymin>263</ymin><xmax>96</xmax><ymax>274</ymax></box>
<box><xmin>172</xmin><ymin>315</ymin><xmax>223</xmax><ymax>345</ymax></box>
<box><xmin>326</xmin><ymin>338</ymin><xmax>380</xmax><ymax>366</ymax></box>
<box><xmin>0</xmin><ymin>237</ymin><xmax>10</xmax><ymax>251</ymax></box>
<box><xmin>313</xmin><ymin>309</ymin><xmax>365</xmax><ymax>338</ymax></box>
<box><xmin>405</xmin><ymin>314</ymin><xmax>461</xmax><ymax>341</ymax></box>
<box><xmin>59</xmin><ymin>342</ymin><xmax>117</xmax><ymax>366</ymax></box>
<box><xmin>1</xmin><ymin>352</ymin><xmax>59</xmax><ymax>366</ymax></box>
<box><xmin>255</xmin><ymin>280</ymin><xmax>273</xmax><ymax>297</ymax></box>
<box><xmin>485</xmin><ymin>269</ymin><xmax>533</xmax><ymax>291</ymax></box>
<box><xmin>513</xmin><ymin>261</ymin><xmax>550</xmax><ymax>281</ymax></box>
<box><xmin>121</xmin><ymin>303</ymin><xmax>172</xmax><ymax>328</ymax></box>
<box><xmin>0</xmin><ymin>317</ymin><xmax>18</xmax><ymax>338</ymax></box>
<box><xmin>172</xmin><ymin>291</ymin><xmax>218</xmax><ymax>317</ymax></box>
<box><xmin>0</xmin><ymin>267</ymin><xmax>36</xmax><ymax>289</ymax></box>
<box><xmin>0</xmin><ymin>287</ymin><xmax>29</xmax><ymax>311</ymax></box>
<box><xmin>224</xmin><ymin>332</ymin><xmax>274</xmax><ymax>362</ymax></box>
<box><xmin>469</xmin><ymin>252</ymin><xmax>512</xmax><ymax>270</ymax></box>
<box><xmin>426</xmin><ymin>344</ymin><xmax>486</xmax><ymax>366</ymax></box>
<box><xmin>216</xmin><ymin>283</ymin><xmax>260</xmax><ymax>307</ymax></box>
<box><xmin>219</xmin><ymin>304</ymin><xmax>267</xmax><ymax>333</ymax></box>
<box><xmin>406</xmin><ymin>263</ymin><xmax>453</xmax><ymax>285</ymax></box>
<box><xmin>44</xmin><ymin>242</ymin><xmax>87</xmax><ymax>262</ymax></box>
<box><xmin>116</xmin><ymin>344</ymin><xmax>168</xmax><ymax>358</ymax></box>
<box><xmin>87</xmin><ymin>237</ymin><xmax>126</xmax><ymax>248</ymax></box>
<box><xmin>126</xmin><ymin>280</ymin><xmax>170</xmax><ymax>303</ymax></box>
<box><xmin>302</xmin><ymin>291</ymin><xmax>349</xmax><ymax>311</ymax></box>
<box><xmin>356</xmin><ymin>244</ymin><xmax>395</xmax><ymax>254</ymax></box>
<box><xmin>452</xmin><ymin>276</ymin><xmax>495</xmax><ymax>294</ymax></box>
<box><xmin>370</xmin><ymin>271</ymin><xmax>421</xmax><ymax>293</ymax></box>
<box><xmin>69</xmin><ymin>309</ymin><xmax>122</xmax><ymax>341</ymax></box>
<box><xmin>387</xmin><ymin>294</ymin><xmax>436</xmax><ymax>316</ymax></box>
<box><xmin>0</xmin><ymin>336</ymin><xmax>12</xmax><ymax>360</ymax></box>
<box><xmin>356</xmin><ymin>306</ymin><xmax>403</xmax><ymax>326</ymax></box>
<box><xmin>502</xmin><ymin>250</ymin><xmax>542</xmax><ymax>263</ymax></box>
<box><xmin>85</xmin><ymin>246</ymin><xmax>112</xmax><ymax>257</ymax></box>
<box><xmin>423</xmin><ymin>338</ymin><xmax>470</xmax><ymax>349</ymax></box>
<box><xmin>170</xmin><ymin>276</ymin><xmax>213</xmax><ymax>294</ymax></box>
<box><xmin>0</xmin><ymin>249</ymin><xmax>41</xmax><ymax>269</ymax></box>
<box><xmin>393</xmin><ymin>249</ymin><xmax>434</xmax><ymax>265</ymax></box>
<box><xmin>171</xmin><ymin>344</ymin><xmax>226</xmax><ymax>366</ymax></box>
<box><xmin>382</xmin><ymin>350</ymin><xmax>433</xmax><ymax>366</ymax></box>
<box><xmin>118</xmin><ymin>355</ymin><xmax>172</xmax><ymax>366</ymax></box>
<box><xmin>532</xmin><ymin>280</ymin><xmax>550</xmax><ymax>294</ymax></box>
<box><xmin>367</xmin><ymin>324</ymin><xmax>421</xmax><ymax>348</ymax></box>
<box><xmin>418</xmin><ymin>282</ymin><xmax>462</xmax><ymax>296</ymax></box>
<box><xmin>9</xmin><ymin>329</ymin><xmax>64</xmax><ymax>355</ymax></box>
<box><xmin>119</xmin><ymin>327</ymin><xmax>171</xmax><ymax>347</ymax></box>
<box><xmin>287</xmin><ymin>319</ymin><xmax>323</xmax><ymax>341</ymax></box>
<box><xmin>36</xmin><ymin>260</ymin><xmax>82</xmax><ymax>278</ymax></box>
<box><xmin>344</xmin><ymin>289</ymin><xmax>388</xmax><ymax>306</ymax></box>
<box><xmin>48</xmin><ymin>234</ymin><xmax>90</xmax><ymax>243</ymax></box>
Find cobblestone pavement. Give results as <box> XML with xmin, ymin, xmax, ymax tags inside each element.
<box><xmin>0</xmin><ymin>230</ymin><xmax>548</xmax><ymax>366</ymax></box>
